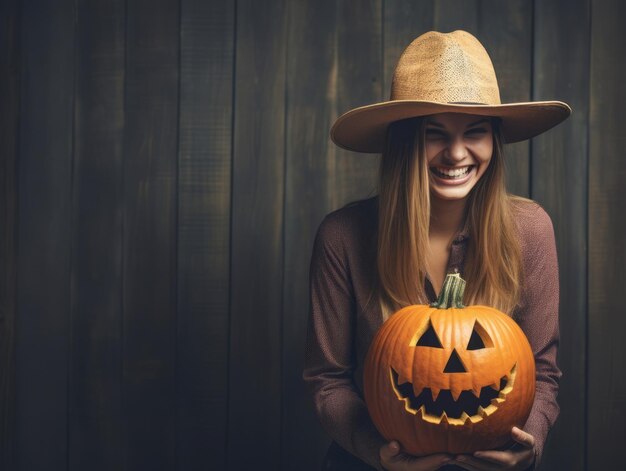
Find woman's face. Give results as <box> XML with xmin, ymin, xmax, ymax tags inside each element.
<box><xmin>424</xmin><ymin>112</ymin><xmax>494</xmax><ymax>202</ymax></box>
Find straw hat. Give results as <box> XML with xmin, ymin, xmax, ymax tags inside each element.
<box><xmin>330</xmin><ymin>30</ymin><xmax>571</xmax><ymax>153</ymax></box>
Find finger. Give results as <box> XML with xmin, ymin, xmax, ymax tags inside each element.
<box><xmin>379</xmin><ymin>441</ymin><xmax>400</xmax><ymax>462</ymax></box>
<box><xmin>472</xmin><ymin>450</ymin><xmax>511</xmax><ymax>465</ymax></box>
<box><xmin>475</xmin><ymin>446</ymin><xmax>536</xmax><ymax>469</ymax></box>
<box><xmin>511</xmin><ymin>427</ymin><xmax>535</xmax><ymax>449</ymax></box>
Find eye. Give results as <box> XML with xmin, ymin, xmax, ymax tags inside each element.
<box><xmin>465</xmin><ymin>127</ymin><xmax>488</xmax><ymax>138</ymax></box>
<box><xmin>425</xmin><ymin>129</ymin><xmax>448</xmax><ymax>140</ymax></box>
<box><xmin>416</xmin><ymin>320</ymin><xmax>443</xmax><ymax>348</ymax></box>
<box><xmin>467</xmin><ymin>320</ymin><xmax>494</xmax><ymax>350</ymax></box>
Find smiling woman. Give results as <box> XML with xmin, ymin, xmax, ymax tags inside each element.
<box><xmin>304</xmin><ymin>30</ymin><xmax>569</xmax><ymax>471</ymax></box>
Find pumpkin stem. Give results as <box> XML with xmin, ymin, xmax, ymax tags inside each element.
<box><xmin>430</xmin><ymin>273</ymin><xmax>466</xmax><ymax>309</ymax></box>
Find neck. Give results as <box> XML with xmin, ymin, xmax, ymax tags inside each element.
<box><xmin>429</xmin><ymin>196</ymin><xmax>467</xmax><ymax>237</ymax></box>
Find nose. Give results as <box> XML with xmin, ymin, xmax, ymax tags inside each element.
<box><xmin>443</xmin><ymin>348</ymin><xmax>467</xmax><ymax>373</ymax></box>
<box><xmin>444</xmin><ymin>137</ymin><xmax>469</xmax><ymax>162</ymax></box>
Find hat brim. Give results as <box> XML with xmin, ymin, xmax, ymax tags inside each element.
<box><xmin>330</xmin><ymin>100</ymin><xmax>572</xmax><ymax>153</ymax></box>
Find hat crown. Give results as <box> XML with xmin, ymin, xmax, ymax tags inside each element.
<box><xmin>390</xmin><ymin>30</ymin><xmax>501</xmax><ymax>105</ymax></box>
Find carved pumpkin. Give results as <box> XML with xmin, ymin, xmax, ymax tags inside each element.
<box><xmin>364</xmin><ymin>273</ymin><xmax>535</xmax><ymax>455</ymax></box>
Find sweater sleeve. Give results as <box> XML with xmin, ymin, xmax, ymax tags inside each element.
<box><xmin>303</xmin><ymin>215</ymin><xmax>386</xmax><ymax>470</ymax></box>
<box><xmin>514</xmin><ymin>205</ymin><xmax>562</xmax><ymax>469</ymax></box>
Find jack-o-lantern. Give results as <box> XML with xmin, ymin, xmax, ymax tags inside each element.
<box><xmin>364</xmin><ymin>273</ymin><xmax>535</xmax><ymax>455</ymax></box>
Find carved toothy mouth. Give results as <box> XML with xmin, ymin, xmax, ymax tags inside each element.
<box><xmin>389</xmin><ymin>364</ymin><xmax>517</xmax><ymax>425</ymax></box>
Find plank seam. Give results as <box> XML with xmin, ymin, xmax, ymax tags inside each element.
<box><xmin>226</xmin><ymin>0</ymin><xmax>238</xmax><ymax>469</ymax></box>
<box><xmin>174</xmin><ymin>0</ymin><xmax>182</xmax><ymax>468</ymax></box>
<box><xmin>584</xmin><ymin>1</ymin><xmax>591</xmax><ymax>469</ymax></box>
<box><xmin>5</xmin><ymin>0</ymin><xmax>22</xmax><ymax>468</ymax></box>
<box><xmin>67</xmin><ymin>1</ymin><xmax>78</xmax><ymax>468</ymax></box>
<box><xmin>280</xmin><ymin>0</ymin><xmax>288</xmax><ymax>468</ymax></box>
<box><xmin>121</xmin><ymin>0</ymin><xmax>129</xmax><ymax>468</ymax></box>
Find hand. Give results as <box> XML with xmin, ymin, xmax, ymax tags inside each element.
<box><xmin>380</xmin><ymin>441</ymin><xmax>453</xmax><ymax>471</ymax></box>
<box><xmin>451</xmin><ymin>427</ymin><xmax>536</xmax><ymax>471</ymax></box>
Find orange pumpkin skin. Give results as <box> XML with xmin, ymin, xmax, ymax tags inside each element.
<box><xmin>363</xmin><ymin>276</ymin><xmax>535</xmax><ymax>456</ymax></box>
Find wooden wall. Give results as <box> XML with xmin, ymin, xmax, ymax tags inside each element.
<box><xmin>0</xmin><ymin>1</ymin><xmax>624</xmax><ymax>470</ymax></box>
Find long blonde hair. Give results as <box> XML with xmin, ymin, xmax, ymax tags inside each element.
<box><xmin>377</xmin><ymin>116</ymin><xmax>524</xmax><ymax>319</ymax></box>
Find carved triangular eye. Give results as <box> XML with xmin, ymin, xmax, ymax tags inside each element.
<box><xmin>467</xmin><ymin>320</ymin><xmax>494</xmax><ymax>350</ymax></box>
<box><xmin>467</xmin><ymin>328</ymin><xmax>485</xmax><ymax>350</ymax></box>
<box><xmin>416</xmin><ymin>321</ymin><xmax>443</xmax><ymax>348</ymax></box>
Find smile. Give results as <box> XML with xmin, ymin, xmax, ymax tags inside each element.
<box><xmin>430</xmin><ymin>165</ymin><xmax>475</xmax><ymax>179</ymax></box>
<box><xmin>389</xmin><ymin>364</ymin><xmax>516</xmax><ymax>426</ymax></box>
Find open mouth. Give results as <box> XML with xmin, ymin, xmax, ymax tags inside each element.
<box><xmin>389</xmin><ymin>364</ymin><xmax>516</xmax><ymax>425</ymax></box>
<box><xmin>430</xmin><ymin>165</ymin><xmax>475</xmax><ymax>180</ymax></box>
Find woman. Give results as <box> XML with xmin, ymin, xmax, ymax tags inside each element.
<box><xmin>303</xmin><ymin>31</ymin><xmax>569</xmax><ymax>471</ymax></box>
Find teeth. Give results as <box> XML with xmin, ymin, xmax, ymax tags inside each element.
<box><xmin>440</xmin><ymin>411</ymin><xmax>449</xmax><ymax>424</ymax></box>
<box><xmin>435</xmin><ymin>166</ymin><xmax>471</xmax><ymax>177</ymax></box>
<box><xmin>404</xmin><ymin>401</ymin><xmax>417</xmax><ymax>414</ymax></box>
<box><xmin>459</xmin><ymin>412</ymin><xmax>471</xmax><ymax>425</ymax></box>
<box><xmin>397</xmin><ymin>373</ymin><xmax>411</xmax><ymax>385</ymax></box>
<box><xmin>501</xmin><ymin>365</ymin><xmax>516</xmax><ymax>395</ymax></box>
<box><xmin>392</xmin><ymin>364</ymin><xmax>517</xmax><ymax>426</ymax></box>
<box><xmin>476</xmin><ymin>405</ymin><xmax>498</xmax><ymax>418</ymax></box>
<box><xmin>468</xmin><ymin>413</ymin><xmax>483</xmax><ymax>424</ymax></box>
<box><xmin>418</xmin><ymin>406</ymin><xmax>443</xmax><ymax>425</ymax></box>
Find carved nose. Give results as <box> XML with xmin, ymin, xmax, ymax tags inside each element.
<box><xmin>443</xmin><ymin>348</ymin><xmax>467</xmax><ymax>373</ymax></box>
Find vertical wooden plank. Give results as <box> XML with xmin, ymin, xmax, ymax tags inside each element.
<box><xmin>16</xmin><ymin>0</ymin><xmax>75</xmax><ymax>469</ymax></box>
<box><xmin>0</xmin><ymin>0</ymin><xmax>19</xmax><ymax>468</ymax></box>
<box><xmin>177</xmin><ymin>0</ymin><xmax>234</xmax><ymax>469</ymax></box>
<box><xmin>69</xmin><ymin>1</ymin><xmax>125</xmax><ymax>469</ymax></box>
<box><xmin>333</xmin><ymin>0</ymin><xmax>382</xmax><ymax>208</ymax></box>
<box><xmin>478</xmin><ymin>1</ymin><xmax>532</xmax><ymax>197</ymax></box>
<box><xmin>588</xmin><ymin>0</ymin><xmax>626</xmax><ymax>468</ymax></box>
<box><xmin>123</xmin><ymin>0</ymin><xmax>179</xmax><ymax>468</ymax></box>
<box><xmin>229</xmin><ymin>0</ymin><xmax>286</xmax><ymax>468</ymax></box>
<box><xmin>383</xmin><ymin>0</ymin><xmax>434</xmax><ymax>97</ymax></box>
<box><xmin>282</xmin><ymin>2</ymin><xmax>337</xmax><ymax>469</ymax></box>
<box><xmin>533</xmin><ymin>1</ymin><xmax>589</xmax><ymax>469</ymax></box>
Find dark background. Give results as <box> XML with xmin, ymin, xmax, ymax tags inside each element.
<box><xmin>0</xmin><ymin>0</ymin><xmax>624</xmax><ymax>470</ymax></box>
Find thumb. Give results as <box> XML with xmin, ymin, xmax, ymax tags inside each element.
<box><xmin>511</xmin><ymin>426</ymin><xmax>535</xmax><ymax>449</ymax></box>
<box><xmin>380</xmin><ymin>441</ymin><xmax>401</xmax><ymax>461</ymax></box>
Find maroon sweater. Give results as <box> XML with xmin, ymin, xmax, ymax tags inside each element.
<box><xmin>303</xmin><ymin>196</ymin><xmax>561</xmax><ymax>470</ymax></box>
